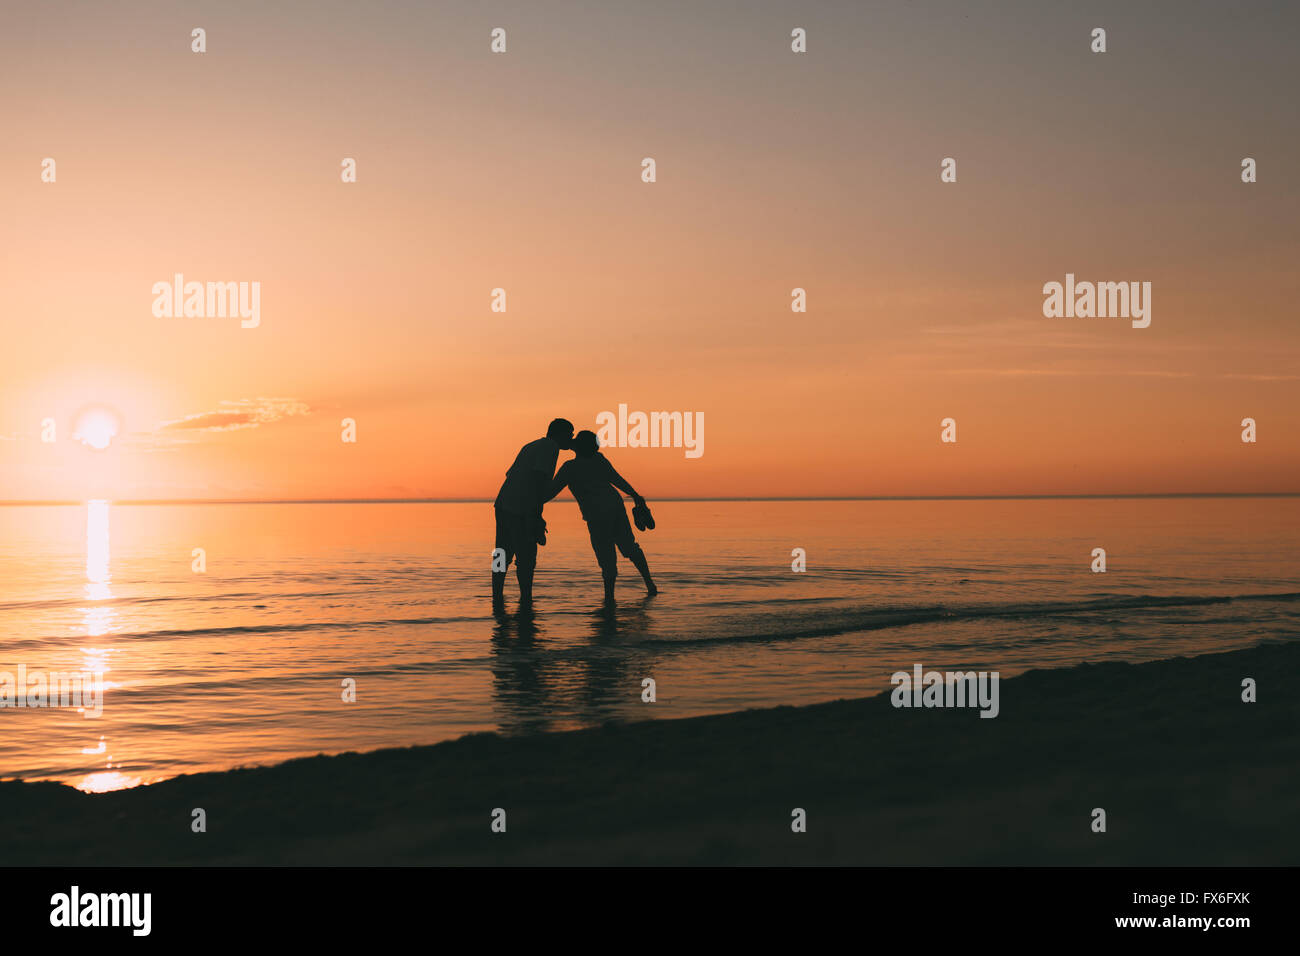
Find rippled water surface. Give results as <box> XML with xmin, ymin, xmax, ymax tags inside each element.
<box><xmin>1</xmin><ymin>497</ymin><xmax>1297</xmax><ymax>789</ymax></box>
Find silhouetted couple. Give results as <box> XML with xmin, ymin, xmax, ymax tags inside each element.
<box><xmin>493</xmin><ymin>418</ymin><xmax>657</xmax><ymax>609</ymax></box>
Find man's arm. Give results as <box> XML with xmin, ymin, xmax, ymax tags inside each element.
<box><xmin>524</xmin><ymin>443</ymin><xmax>563</xmax><ymax>514</ymax></box>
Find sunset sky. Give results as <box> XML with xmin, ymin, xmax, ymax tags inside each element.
<box><xmin>2</xmin><ymin>0</ymin><xmax>1297</xmax><ymax>500</ymax></box>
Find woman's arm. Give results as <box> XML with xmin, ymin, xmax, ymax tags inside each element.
<box><xmin>602</xmin><ymin>455</ymin><xmax>643</xmax><ymax>502</ymax></box>
<box><xmin>541</xmin><ymin>463</ymin><xmax>570</xmax><ymax>504</ymax></box>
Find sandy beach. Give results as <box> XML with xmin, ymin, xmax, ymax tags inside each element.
<box><xmin>2</xmin><ymin>640</ymin><xmax>1294</xmax><ymax>866</ymax></box>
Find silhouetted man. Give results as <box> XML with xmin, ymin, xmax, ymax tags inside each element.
<box><xmin>493</xmin><ymin>418</ymin><xmax>574</xmax><ymax>607</ymax></box>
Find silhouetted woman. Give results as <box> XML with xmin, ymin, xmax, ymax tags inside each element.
<box><xmin>544</xmin><ymin>430</ymin><xmax>657</xmax><ymax>603</ymax></box>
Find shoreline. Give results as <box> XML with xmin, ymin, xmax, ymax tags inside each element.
<box><xmin>1</xmin><ymin>641</ymin><xmax>1295</xmax><ymax>865</ymax></box>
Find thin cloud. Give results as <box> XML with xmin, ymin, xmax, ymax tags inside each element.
<box><xmin>1220</xmin><ymin>373</ymin><xmax>1300</xmax><ymax>382</ymax></box>
<box><xmin>937</xmin><ymin>368</ymin><xmax>1194</xmax><ymax>378</ymax></box>
<box><xmin>157</xmin><ymin>398</ymin><xmax>312</xmax><ymax>433</ymax></box>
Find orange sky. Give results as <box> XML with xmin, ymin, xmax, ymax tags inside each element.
<box><xmin>1</xmin><ymin>1</ymin><xmax>1297</xmax><ymax>500</ymax></box>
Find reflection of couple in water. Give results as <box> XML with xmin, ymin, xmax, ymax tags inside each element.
<box><xmin>493</xmin><ymin>418</ymin><xmax>658</xmax><ymax>609</ymax></box>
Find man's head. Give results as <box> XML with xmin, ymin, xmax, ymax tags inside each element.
<box><xmin>546</xmin><ymin>418</ymin><xmax>575</xmax><ymax>449</ymax></box>
<box><xmin>571</xmin><ymin>430</ymin><xmax>599</xmax><ymax>458</ymax></box>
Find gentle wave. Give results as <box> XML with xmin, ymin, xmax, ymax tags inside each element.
<box><xmin>626</xmin><ymin>591</ymin><xmax>1300</xmax><ymax>646</ymax></box>
<box><xmin>11</xmin><ymin>590</ymin><xmax>1298</xmax><ymax>651</ymax></box>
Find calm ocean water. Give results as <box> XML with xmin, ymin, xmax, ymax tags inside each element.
<box><xmin>1</xmin><ymin>498</ymin><xmax>1297</xmax><ymax>791</ymax></box>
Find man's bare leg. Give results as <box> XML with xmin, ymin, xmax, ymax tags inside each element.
<box><xmin>516</xmin><ymin>562</ymin><xmax>535</xmax><ymax>607</ymax></box>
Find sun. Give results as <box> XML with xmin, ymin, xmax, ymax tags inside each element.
<box><xmin>73</xmin><ymin>406</ymin><xmax>121</xmax><ymax>451</ymax></box>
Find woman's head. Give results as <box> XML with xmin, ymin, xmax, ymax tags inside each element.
<box><xmin>572</xmin><ymin>430</ymin><xmax>599</xmax><ymax>458</ymax></box>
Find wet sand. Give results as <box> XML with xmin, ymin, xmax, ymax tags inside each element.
<box><xmin>2</xmin><ymin>641</ymin><xmax>1294</xmax><ymax>865</ymax></box>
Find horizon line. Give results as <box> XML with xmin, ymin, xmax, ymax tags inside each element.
<box><xmin>3</xmin><ymin>492</ymin><xmax>1299</xmax><ymax>506</ymax></box>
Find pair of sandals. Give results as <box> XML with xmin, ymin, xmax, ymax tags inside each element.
<box><xmin>632</xmin><ymin>499</ymin><xmax>656</xmax><ymax>532</ymax></box>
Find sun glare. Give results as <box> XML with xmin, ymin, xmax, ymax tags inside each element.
<box><xmin>73</xmin><ymin>406</ymin><xmax>120</xmax><ymax>450</ymax></box>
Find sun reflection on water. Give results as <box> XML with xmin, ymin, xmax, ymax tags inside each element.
<box><xmin>77</xmin><ymin>500</ymin><xmax>133</xmax><ymax>792</ymax></box>
<box><xmin>77</xmin><ymin>770</ymin><xmax>143</xmax><ymax>794</ymax></box>
<box><xmin>84</xmin><ymin>499</ymin><xmax>112</xmax><ymax>603</ymax></box>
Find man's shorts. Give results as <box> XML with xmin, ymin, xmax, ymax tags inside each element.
<box><xmin>495</xmin><ymin>508</ymin><xmax>539</xmax><ymax>571</ymax></box>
